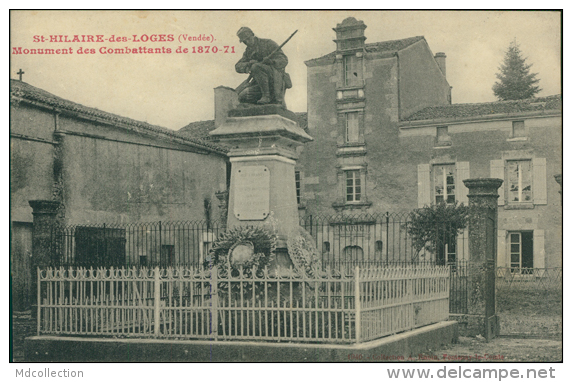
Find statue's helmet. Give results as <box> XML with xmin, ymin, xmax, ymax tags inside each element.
<box><xmin>237</xmin><ymin>27</ymin><xmax>255</xmax><ymax>43</ymax></box>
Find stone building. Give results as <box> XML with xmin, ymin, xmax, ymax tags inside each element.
<box><xmin>295</xmin><ymin>17</ymin><xmax>562</xmax><ymax>269</ymax></box>
<box><xmin>399</xmin><ymin>95</ymin><xmax>562</xmax><ymax>269</ymax></box>
<box><xmin>181</xmin><ymin>17</ymin><xmax>562</xmax><ymax>270</ymax></box>
<box><xmin>10</xmin><ymin>79</ymin><xmax>228</xmax><ymax>309</ymax></box>
<box><xmin>298</xmin><ymin>17</ymin><xmax>451</xmax><ymax>215</ymax></box>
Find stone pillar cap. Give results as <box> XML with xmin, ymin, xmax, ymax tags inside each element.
<box><xmin>463</xmin><ymin>178</ymin><xmax>503</xmax><ymax>196</ymax></box>
<box><xmin>28</xmin><ymin>200</ymin><xmax>61</xmax><ymax>214</ymax></box>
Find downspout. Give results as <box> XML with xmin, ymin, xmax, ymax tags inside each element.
<box><xmin>396</xmin><ymin>51</ymin><xmax>401</xmax><ymax>121</ymax></box>
<box><xmin>52</xmin><ymin>108</ymin><xmax>66</xmax><ymax>229</ymax></box>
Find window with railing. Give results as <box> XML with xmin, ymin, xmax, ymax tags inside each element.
<box><xmin>509</xmin><ymin>231</ymin><xmax>533</xmax><ymax>273</ymax></box>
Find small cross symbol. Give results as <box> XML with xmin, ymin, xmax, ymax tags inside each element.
<box><xmin>17</xmin><ymin>69</ymin><xmax>25</xmax><ymax>81</ymax></box>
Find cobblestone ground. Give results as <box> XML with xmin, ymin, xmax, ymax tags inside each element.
<box><xmin>13</xmin><ymin>314</ymin><xmax>562</xmax><ymax>363</ymax></box>
<box><xmin>417</xmin><ymin>336</ymin><xmax>562</xmax><ymax>362</ymax></box>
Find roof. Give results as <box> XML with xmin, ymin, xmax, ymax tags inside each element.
<box><xmin>305</xmin><ymin>36</ymin><xmax>425</xmax><ymax>66</ymax></box>
<box><xmin>401</xmin><ymin>95</ymin><xmax>562</xmax><ymax>123</ymax></box>
<box><xmin>178</xmin><ymin>112</ymin><xmax>309</xmax><ymax>139</ymax></box>
<box><xmin>10</xmin><ymin>79</ymin><xmax>227</xmax><ymax>155</ymax></box>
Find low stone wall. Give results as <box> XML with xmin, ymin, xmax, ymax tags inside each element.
<box><xmin>25</xmin><ymin>321</ymin><xmax>458</xmax><ymax>362</ymax></box>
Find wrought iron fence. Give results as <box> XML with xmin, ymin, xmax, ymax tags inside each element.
<box><xmin>496</xmin><ymin>267</ymin><xmax>563</xmax><ymax>291</ymax></box>
<box><xmin>49</xmin><ymin>214</ymin><xmax>469</xmax><ymax>268</ymax></box>
<box><xmin>50</xmin><ymin>221</ymin><xmax>225</xmax><ymax>267</ymax></box>
<box><xmin>37</xmin><ymin>264</ymin><xmax>450</xmax><ymax>343</ymax></box>
<box><xmin>300</xmin><ymin>212</ymin><xmax>469</xmax><ymax>264</ymax></box>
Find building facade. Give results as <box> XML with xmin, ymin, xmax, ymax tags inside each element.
<box><xmin>399</xmin><ymin>96</ymin><xmax>562</xmax><ymax>269</ymax></box>
<box><xmin>298</xmin><ymin>17</ymin><xmax>451</xmax><ymax>215</ymax></box>
<box><xmin>10</xmin><ymin>79</ymin><xmax>229</xmax><ymax>309</ymax></box>
<box><xmin>294</xmin><ymin>17</ymin><xmax>562</xmax><ymax>270</ymax></box>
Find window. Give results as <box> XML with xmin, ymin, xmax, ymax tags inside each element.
<box><xmin>507</xmin><ymin>160</ymin><xmax>532</xmax><ymax>203</ymax></box>
<box><xmin>322</xmin><ymin>241</ymin><xmax>330</xmax><ymax>254</ymax></box>
<box><xmin>509</xmin><ymin>232</ymin><xmax>533</xmax><ymax>273</ymax></box>
<box><xmin>345</xmin><ymin>112</ymin><xmax>359</xmax><ymax>143</ymax></box>
<box><xmin>344</xmin><ymin>55</ymin><xmax>359</xmax><ymax>87</ymax></box>
<box><xmin>342</xmin><ymin>245</ymin><xmax>364</xmax><ymax>261</ymax></box>
<box><xmin>346</xmin><ymin>170</ymin><xmax>362</xmax><ymax>202</ymax></box>
<box><xmin>295</xmin><ymin>171</ymin><xmax>301</xmax><ymax>204</ymax></box>
<box><xmin>375</xmin><ymin>240</ymin><xmax>383</xmax><ymax>257</ymax></box>
<box><xmin>512</xmin><ymin>121</ymin><xmax>525</xmax><ymax>138</ymax></box>
<box><xmin>436</xmin><ymin>126</ymin><xmax>451</xmax><ymax>146</ymax></box>
<box><xmin>433</xmin><ymin>164</ymin><xmax>456</xmax><ymax>204</ymax></box>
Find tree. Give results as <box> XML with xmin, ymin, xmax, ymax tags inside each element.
<box><xmin>492</xmin><ymin>41</ymin><xmax>541</xmax><ymax>101</ymax></box>
<box><xmin>407</xmin><ymin>202</ymin><xmax>469</xmax><ymax>263</ymax></box>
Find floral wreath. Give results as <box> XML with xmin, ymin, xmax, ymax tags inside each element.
<box><xmin>206</xmin><ymin>225</ymin><xmax>277</xmax><ymax>275</ymax></box>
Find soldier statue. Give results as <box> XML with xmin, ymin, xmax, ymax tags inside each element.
<box><xmin>235</xmin><ymin>27</ymin><xmax>292</xmax><ymax>106</ymax></box>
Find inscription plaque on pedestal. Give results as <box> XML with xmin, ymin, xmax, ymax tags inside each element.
<box><xmin>233</xmin><ymin>165</ymin><xmax>270</xmax><ymax>220</ymax></box>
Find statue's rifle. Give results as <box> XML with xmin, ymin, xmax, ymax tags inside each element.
<box><xmin>235</xmin><ymin>29</ymin><xmax>298</xmax><ymax>94</ymax></box>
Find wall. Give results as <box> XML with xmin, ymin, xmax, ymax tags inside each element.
<box><xmin>10</xmin><ymin>101</ymin><xmax>228</xmax><ymax>226</ymax></box>
<box><xmin>57</xmin><ymin>121</ymin><xmax>227</xmax><ymax>224</ymax></box>
<box><xmin>10</xmin><ymin>104</ymin><xmax>55</xmax><ymax>222</ymax></box>
<box><xmin>398</xmin><ymin>40</ymin><xmax>450</xmax><ymax>119</ymax></box>
<box><xmin>300</xmin><ymin>62</ymin><xmax>339</xmax><ymax>214</ymax></box>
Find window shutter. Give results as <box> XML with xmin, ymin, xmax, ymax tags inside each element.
<box><xmin>533</xmin><ymin>158</ymin><xmax>547</xmax><ymax>205</ymax></box>
<box><xmin>417</xmin><ymin>164</ymin><xmax>431</xmax><ymax>208</ymax></box>
<box><xmin>497</xmin><ymin>230</ymin><xmax>507</xmax><ymax>267</ymax></box>
<box><xmin>533</xmin><ymin>230</ymin><xmax>545</xmax><ymax>268</ymax></box>
<box><xmin>456</xmin><ymin>162</ymin><xmax>470</xmax><ymax>205</ymax></box>
<box><xmin>490</xmin><ymin>159</ymin><xmax>505</xmax><ymax>205</ymax></box>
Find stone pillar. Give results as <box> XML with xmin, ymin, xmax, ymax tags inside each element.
<box><xmin>463</xmin><ymin>178</ymin><xmax>503</xmax><ymax>340</ymax></box>
<box><xmin>210</xmin><ymin>105</ymin><xmax>313</xmax><ymax>269</ymax></box>
<box><xmin>28</xmin><ymin>200</ymin><xmax>61</xmax><ymax>315</ymax></box>
<box><xmin>214</xmin><ymin>86</ymin><xmax>239</xmax><ymax>128</ymax></box>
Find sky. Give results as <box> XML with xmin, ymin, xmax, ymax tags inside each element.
<box><xmin>10</xmin><ymin>10</ymin><xmax>562</xmax><ymax>131</ymax></box>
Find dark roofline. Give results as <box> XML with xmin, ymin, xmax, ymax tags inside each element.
<box><xmin>179</xmin><ymin>112</ymin><xmax>309</xmax><ymax>139</ymax></box>
<box><xmin>399</xmin><ymin>95</ymin><xmax>562</xmax><ymax>127</ymax></box>
<box><xmin>305</xmin><ymin>36</ymin><xmax>425</xmax><ymax>66</ymax></box>
<box><xmin>10</xmin><ymin>79</ymin><xmax>228</xmax><ymax>155</ymax></box>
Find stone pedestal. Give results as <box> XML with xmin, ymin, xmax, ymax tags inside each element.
<box><xmin>463</xmin><ymin>178</ymin><xmax>503</xmax><ymax>340</ymax></box>
<box><xmin>210</xmin><ymin>105</ymin><xmax>312</xmax><ymax>258</ymax></box>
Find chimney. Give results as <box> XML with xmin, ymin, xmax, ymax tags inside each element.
<box><xmin>214</xmin><ymin>86</ymin><xmax>239</xmax><ymax>128</ymax></box>
<box><xmin>434</xmin><ymin>52</ymin><xmax>446</xmax><ymax>78</ymax></box>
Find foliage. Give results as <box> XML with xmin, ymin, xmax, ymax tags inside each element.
<box><xmin>406</xmin><ymin>202</ymin><xmax>469</xmax><ymax>259</ymax></box>
<box><xmin>493</xmin><ymin>41</ymin><xmax>541</xmax><ymax>101</ymax></box>
<box><xmin>286</xmin><ymin>226</ymin><xmax>321</xmax><ymax>277</ymax></box>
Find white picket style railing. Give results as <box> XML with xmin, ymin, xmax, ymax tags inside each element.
<box><xmin>37</xmin><ymin>265</ymin><xmax>449</xmax><ymax>344</ymax></box>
